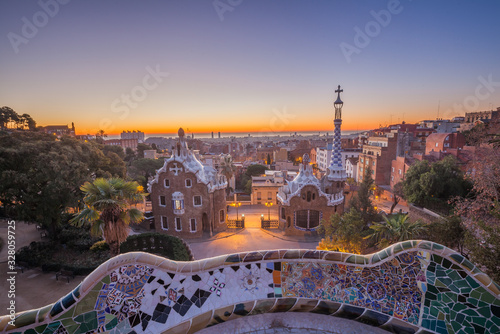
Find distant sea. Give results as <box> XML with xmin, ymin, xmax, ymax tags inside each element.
<box><xmin>107</xmin><ymin>130</ymin><xmax>366</xmax><ymax>140</ymax></box>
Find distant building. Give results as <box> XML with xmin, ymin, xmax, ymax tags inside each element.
<box><xmin>345</xmin><ymin>157</ymin><xmax>359</xmax><ymax>181</ymax></box>
<box><xmin>144</xmin><ymin>149</ymin><xmax>157</xmax><ymax>159</ymax></box>
<box><xmin>273</xmin><ymin>148</ymin><xmax>288</xmax><ymax>162</ymax></box>
<box><xmin>104</xmin><ymin>138</ymin><xmax>138</xmax><ymax>151</ymax></box>
<box><xmin>41</xmin><ymin>123</ymin><xmax>75</xmax><ymax>137</ymax></box>
<box><xmin>121</xmin><ymin>130</ymin><xmax>145</xmax><ymax>143</ymax></box>
<box><xmin>357</xmin><ymin>135</ymin><xmax>398</xmax><ymax>186</ymax></box>
<box><xmin>251</xmin><ymin>171</ymin><xmax>284</xmax><ymax>205</ymax></box>
<box><xmin>420</xmin><ymin>119</ymin><xmax>461</xmax><ymax>133</ymax></box>
<box><xmin>460</xmin><ymin>109</ymin><xmax>499</xmax><ymax>131</ymax></box>
<box><xmin>316</xmin><ymin>143</ymin><xmax>333</xmax><ymax>172</ymax></box>
<box><xmin>148</xmin><ymin>128</ymin><xmax>227</xmax><ymax>238</ymax></box>
<box><xmin>425</xmin><ymin>133</ymin><xmax>465</xmax><ymax>155</ymax></box>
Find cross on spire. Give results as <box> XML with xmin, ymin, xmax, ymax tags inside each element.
<box><xmin>335</xmin><ymin>85</ymin><xmax>343</xmax><ymax>99</ymax></box>
<box><xmin>169</xmin><ymin>163</ymin><xmax>183</xmax><ymax>176</ymax></box>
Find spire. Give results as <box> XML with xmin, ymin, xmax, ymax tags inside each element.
<box><xmin>327</xmin><ymin>85</ymin><xmax>347</xmax><ymax>181</ymax></box>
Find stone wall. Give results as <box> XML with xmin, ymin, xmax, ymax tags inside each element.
<box><xmin>408</xmin><ymin>204</ymin><xmax>443</xmax><ymax>224</ymax></box>
<box><xmin>2</xmin><ymin>241</ymin><xmax>500</xmax><ymax>334</ymax></box>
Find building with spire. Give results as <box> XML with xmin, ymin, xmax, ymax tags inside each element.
<box><xmin>277</xmin><ymin>86</ymin><xmax>346</xmax><ymax>236</ymax></box>
<box><xmin>148</xmin><ymin>128</ymin><xmax>228</xmax><ymax>238</ymax></box>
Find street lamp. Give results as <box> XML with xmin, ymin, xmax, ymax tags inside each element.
<box><xmin>265</xmin><ymin>202</ymin><xmax>273</xmax><ymax>221</ymax></box>
<box><xmin>230</xmin><ymin>202</ymin><xmax>241</xmax><ymax>220</ymax></box>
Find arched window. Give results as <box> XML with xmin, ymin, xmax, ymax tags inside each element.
<box><xmin>307</xmin><ymin>191</ymin><xmax>311</xmax><ymax>202</ymax></box>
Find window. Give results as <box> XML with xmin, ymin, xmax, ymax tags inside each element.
<box><xmin>193</xmin><ymin>195</ymin><xmax>202</xmax><ymax>206</ymax></box>
<box><xmin>185</xmin><ymin>179</ymin><xmax>192</xmax><ymax>187</ymax></box>
<box><xmin>267</xmin><ymin>192</ymin><xmax>272</xmax><ymax>200</ymax></box>
<box><xmin>172</xmin><ymin>192</ymin><xmax>185</xmax><ymax>214</ymax></box>
<box><xmin>160</xmin><ymin>196</ymin><xmax>166</xmax><ymax>206</ymax></box>
<box><xmin>391</xmin><ymin>176</ymin><xmax>394</xmax><ymax>181</ymax></box>
<box><xmin>281</xmin><ymin>207</ymin><xmax>286</xmax><ymax>220</ymax></box>
<box><xmin>307</xmin><ymin>191</ymin><xmax>311</xmax><ymax>202</ymax></box>
<box><xmin>190</xmin><ymin>219</ymin><xmax>196</xmax><ymax>232</ymax></box>
<box><xmin>161</xmin><ymin>216</ymin><xmax>168</xmax><ymax>230</ymax></box>
<box><xmin>164</xmin><ymin>179</ymin><xmax>170</xmax><ymax>188</ymax></box>
<box><xmin>372</xmin><ymin>161</ymin><xmax>375</xmax><ymax>166</ymax></box>
<box><xmin>175</xmin><ymin>217</ymin><xmax>182</xmax><ymax>231</ymax></box>
<box><xmin>435</xmin><ymin>143</ymin><xmax>439</xmax><ymax>147</ymax></box>
<box><xmin>257</xmin><ymin>192</ymin><xmax>261</xmax><ymax>200</ymax></box>
<box><xmin>360</xmin><ymin>158</ymin><xmax>364</xmax><ymax>163</ymax></box>
<box><xmin>312</xmin><ymin>193</ymin><xmax>316</xmax><ymax>200</ymax></box>
<box><xmin>398</xmin><ymin>169</ymin><xmax>402</xmax><ymax>175</ymax></box>
<box><xmin>392</xmin><ymin>167</ymin><xmax>395</xmax><ymax>172</ymax></box>
<box><xmin>219</xmin><ymin>210</ymin><xmax>225</xmax><ymax>223</ymax></box>
<box><xmin>295</xmin><ymin>210</ymin><xmax>320</xmax><ymax>230</ymax></box>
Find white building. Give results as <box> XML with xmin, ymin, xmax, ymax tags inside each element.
<box><xmin>316</xmin><ymin>143</ymin><xmax>333</xmax><ymax>172</ymax></box>
<box><xmin>345</xmin><ymin>157</ymin><xmax>359</xmax><ymax>181</ymax></box>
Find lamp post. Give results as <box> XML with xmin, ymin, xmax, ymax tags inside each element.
<box><xmin>265</xmin><ymin>202</ymin><xmax>273</xmax><ymax>221</ymax></box>
<box><xmin>230</xmin><ymin>202</ymin><xmax>241</xmax><ymax>220</ymax></box>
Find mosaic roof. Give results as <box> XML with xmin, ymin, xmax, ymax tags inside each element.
<box><xmin>1</xmin><ymin>241</ymin><xmax>499</xmax><ymax>334</ymax></box>
<box><xmin>148</xmin><ymin>128</ymin><xmax>227</xmax><ymax>193</ymax></box>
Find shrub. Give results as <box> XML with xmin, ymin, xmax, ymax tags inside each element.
<box><xmin>120</xmin><ymin>233</ymin><xmax>191</xmax><ymax>261</ymax></box>
<box><xmin>17</xmin><ymin>241</ymin><xmax>56</xmax><ymax>268</ymax></box>
<box><xmin>90</xmin><ymin>240</ymin><xmax>110</xmax><ymax>252</ymax></box>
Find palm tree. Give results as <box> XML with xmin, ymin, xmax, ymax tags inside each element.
<box><xmin>219</xmin><ymin>154</ymin><xmax>236</xmax><ymax>195</ymax></box>
<box><xmin>70</xmin><ymin>178</ymin><xmax>147</xmax><ymax>256</ymax></box>
<box><xmin>366</xmin><ymin>214</ymin><xmax>427</xmax><ymax>249</ymax></box>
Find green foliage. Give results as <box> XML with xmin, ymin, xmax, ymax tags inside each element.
<box><xmin>0</xmin><ymin>106</ymin><xmax>36</xmax><ymax>130</ymax></box>
<box><xmin>136</xmin><ymin>143</ymin><xmax>153</xmax><ymax>159</ymax></box>
<box><xmin>403</xmin><ymin>155</ymin><xmax>471</xmax><ymax>211</ymax></box>
<box><xmin>238</xmin><ymin>164</ymin><xmax>268</xmax><ymax>193</ymax></box>
<box><xmin>465</xmin><ymin>221</ymin><xmax>500</xmax><ymax>283</ymax></box>
<box><xmin>317</xmin><ymin>209</ymin><xmax>367</xmax><ymax>254</ymax></box>
<box><xmin>120</xmin><ymin>232</ymin><xmax>191</xmax><ymax>261</ymax></box>
<box><xmin>350</xmin><ymin>167</ymin><xmax>378</xmax><ymax>223</ymax></box>
<box><xmin>427</xmin><ymin>216</ymin><xmax>466</xmax><ymax>255</ymax></box>
<box><xmin>0</xmin><ymin>132</ymin><xmax>126</xmax><ymax>234</ymax></box>
<box><xmin>128</xmin><ymin>158</ymin><xmax>164</xmax><ymax>189</ymax></box>
<box><xmin>71</xmin><ymin>177</ymin><xmax>146</xmax><ymax>256</ymax></box>
<box><xmin>17</xmin><ymin>241</ymin><xmax>57</xmax><ymax>267</ymax></box>
<box><xmin>90</xmin><ymin>240</ymin><xmax>110</xmax><ymax>252</ymax></box>
<box><xmin>366</xmin><ymin>214</ymin><xmax>427</xmax><ymax>249</ymax></box>
<box><xmin>103</xmin><ymin>145</ymin><xmax>125</xmax><ymax>159</ymax></box>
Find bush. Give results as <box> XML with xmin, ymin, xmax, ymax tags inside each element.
<box><xmin>58</xmin><ymin>225</ymin><xmax>101</xmax><ymax>251</ymax></box>
<box><xmin>120</xmin><ymin>233</ymin><xmax>191</xmax><ymax>261</ymax></box>
<box><xmin>17</xmin><ymin>241</ymin><xmax>57</xmax><ymax>268</ymax></box>
<box><xmin>90</xmin><ymin>240</ymin><xmax>110</xmax><ymax>252</ymax></box>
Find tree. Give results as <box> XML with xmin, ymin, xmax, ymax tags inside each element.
<box><xmin>95</xmin><ymin>129</ymin><xmax>107</xmax><ymax>144</ymax></box>
<box><xmin>453</xmin><ymin>120</ymin><xmax>500</xmax><ymax>281</ymax></box>
<box><xmin>103</xmin><ymin>145</ymin><xmax>125</xmax><ymax>159</ymax></box>
<box><xmin>403</xmin><ymin>155</ymin><xmax>471</xmax><ymax>212</ymax></box>
<box><xmin>0</xmin><ymin>107</ymin><xmax>34</xmax><ymax>130</ymax></box>
<box><xmin>350</xmin><ymin>167</ymin><xmax>377</xmax><ymax>223</ymax></box>
<box><xmin>366</xmin><ymin>214</ymin><xmax>427</xmax><ymax>249</ymax></box>
<box><xmin>71</xmin><ymin>178</ymin><xmax>146</xmax><ymax>256</ymax></box>
<box><xmin>219</xmin><ymin>154</ymin><xmax>236</xmax><ymax>195</ymax></box>
<box><xmin>137</xmin><ymin>143</ymin><xmax>153</xmax><ymax>159</ymax></box>
<box><xmin>427</xmin><ymin>216</ymin><xmax>466</xmax><ymax>255</ymax></box>
<box><xmin>389</xmin><ymin>182</ymin><xmax>404</xmax><ymax>214</ymax></box>
<box><xmin>266</xmin><ymin>153</ymin><xmax>271</xmax><ymax>165</ymax></box>
<box><xmin>125</xmin><ymin>147</ymin><xmax>136</xmax><ymax>163</ymax></box>
<box><xmin>317</xmin><ymin>209</ymin><xmax>366</xmax><ymax>254</ymax></box>
<box><xmin>128</xmin><ymin>158</ymin><xmax>165</xmax><ymax>189</ymax></box>
<box><xmin>0</xmin><ymin>132</ymin><xmax>126</xmax><ymax>234</ymax></box>
<box><xmin>237</xmin><ymin>164</ymin><xmax>268</xmax><ymax>192</ymax></box>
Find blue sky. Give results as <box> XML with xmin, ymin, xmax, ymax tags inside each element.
<box><xmin>0</xmin><ymin>0</ymin><xmax>499</xmax><ymax>134</ymax></box>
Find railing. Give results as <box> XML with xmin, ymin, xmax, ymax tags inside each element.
<box><xmin>261</xmin><ymin>218</ymin><xmax>280</xmax><ymax>229</ymax></box>
<box><xmin>227</xmin><ymin>217</ymin><xmax>245</xmax><ymax>228</ymax></box>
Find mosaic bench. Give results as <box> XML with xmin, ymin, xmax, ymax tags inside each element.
<box><xmin>1</xmin><ymin>240</ymin><xmax>499</xmax><ymax>334</ymax></box>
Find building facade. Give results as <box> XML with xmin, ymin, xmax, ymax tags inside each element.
<box><xmin>251</xmin><ymin>171</ymin><xmax>284</xmax><ymax>205</ymax></box>
<box><xmin>357</xmin><ymin>135</ymin><xmax>398</xmax><ymax>185</ymax></box>
<box><xmin>148</xmin><ymin>128</ymin><xmax>227</xmax><ymax>238</ymax></box>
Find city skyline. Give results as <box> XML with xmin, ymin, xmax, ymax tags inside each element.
<box><xmin>1</xmin><ymin>0</ymin><xmax>499</xmax><ymax>135</ymax></box>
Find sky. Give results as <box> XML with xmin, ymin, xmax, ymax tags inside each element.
<box><xmin>0</xmin><ymin>0</ymin><xmax>499</xmax><ymax>135</ymax></box>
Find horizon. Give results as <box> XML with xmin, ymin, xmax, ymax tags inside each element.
<box><xmin>1</xmin><ymin>1</ymin><xmax>499</xmax><ymax>135</ymax></box>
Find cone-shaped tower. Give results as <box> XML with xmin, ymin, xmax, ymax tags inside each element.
<box><xmin>327</xmin><ymin>85</ymin><xmax>347</xmax><ymax>182</ymax></box>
